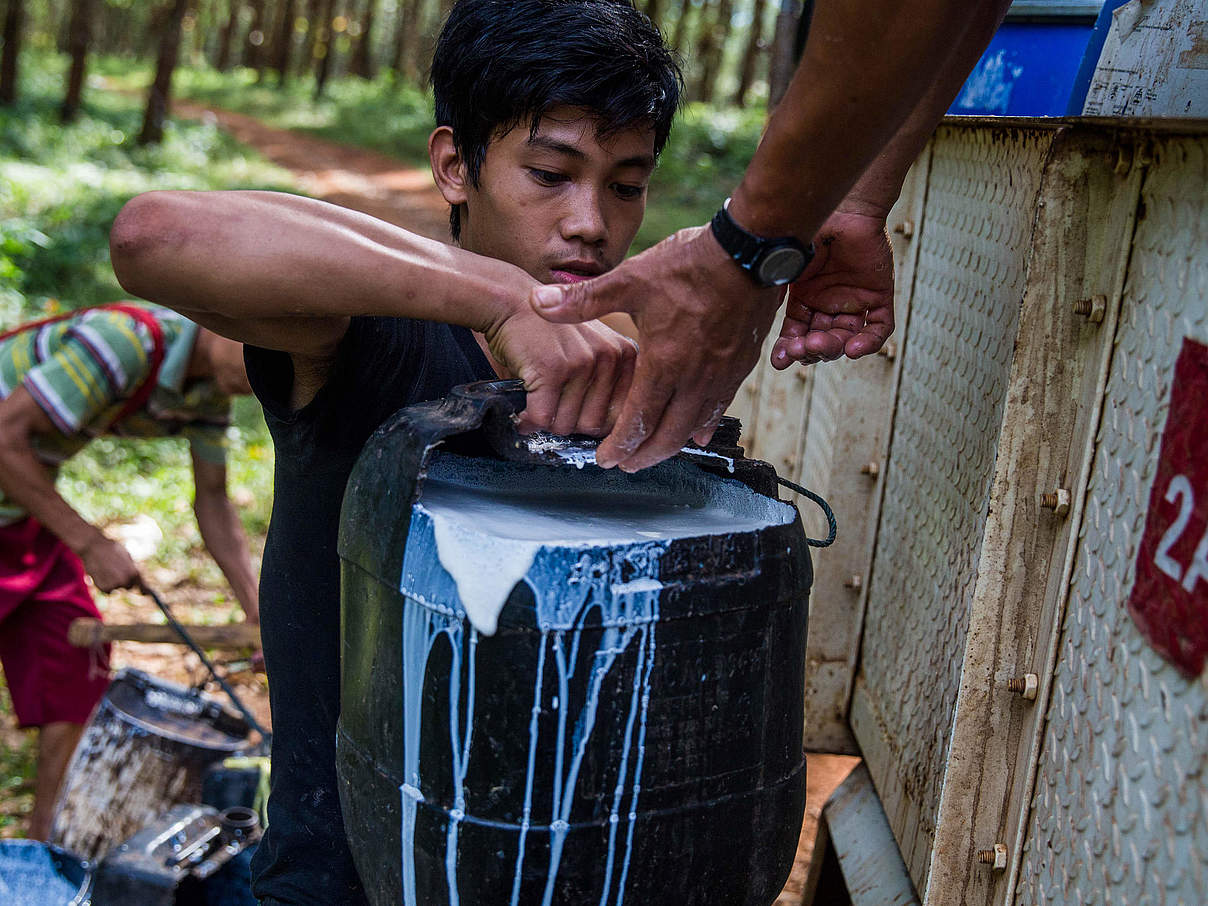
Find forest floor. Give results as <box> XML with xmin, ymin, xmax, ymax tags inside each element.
<box><xmin>5</xmin><ymin>96</ymin><xmax>860</xmax><ymax>902</ymax></box>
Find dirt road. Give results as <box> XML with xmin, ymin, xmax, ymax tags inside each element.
<box><xmin>174</xmin><ymin>101</ymin><xmax>453</xmax><ymax>243</ymax></box>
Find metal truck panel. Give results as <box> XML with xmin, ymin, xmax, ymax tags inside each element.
<box><xmin>849</xmin><ymin>125</ymin><xmax>1054</xmax><ymax>889</ymax></box>
<box><xmin>1014</xmin><ymin>134</ymin><xmax>1208</xmax><ymax>905</ymax></box>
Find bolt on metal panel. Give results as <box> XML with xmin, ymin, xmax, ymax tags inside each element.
<box><xmin>849</xmin><ymin>125</ymin><xmax>1055</xmax><ymax>890</ymax></box>
<box><xmin>923</xmin><ymin>128</ymin><xmax>1147</xmax><ymax>906</ymax></box>
<box><xmin>1014</xmin><ymin>136</ymin><xmax>1208</xmax><ymax>906</ymax></box>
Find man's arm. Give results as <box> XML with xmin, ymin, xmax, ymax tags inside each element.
<box><xmin>773</xmin><ymin>0</ymin><xmax>1015</xmax><ymax>365</ymax></box>
<box><xmin>111</xmin><ymin>190</ymin><xmax>634</xmax><ymax>434</ymax></box>
<box><xmin>531</xmin><ymin>0</ymin><xmax>1013</xmax><ymax>471</ymax></box>
<box><xmin>0</xmin><ymin>388</ymin><xmax>142</xmax><ymax>592</ymax></box>
<box><xmin>191</xmin><ymin>454</ymin><xmax>259</xmax><ymax>624</ymax></box>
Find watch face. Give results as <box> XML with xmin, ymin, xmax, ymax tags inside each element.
<box><xmin>757</xmin><ymin>246</ymin><xmax>807</xmax><ymax>286</ymax></box>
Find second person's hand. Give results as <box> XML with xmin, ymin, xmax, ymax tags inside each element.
<box><xmin>530</xmin><ymin>225</ymin><xmax>784</xmax><ymax>471</ymax></box>
<box><xmin>77</xmin><ymin>530</ymin><xmax>145</xmax><ymax>594</ymax></box>
<box><xmin>484</xmin><ymin>301</ymin><xmax>637</xmax><ymax>439</ymax></box>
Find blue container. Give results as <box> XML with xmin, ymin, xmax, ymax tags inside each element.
<box><xmin>0</xmin><ymin>839</ymin><xmax>92</xmax><ymax>906</ymax></box>
<box><xmin>949</xmin><ymin>1</ymin><xmax>1104</xmax><ymax>116</ymax></box>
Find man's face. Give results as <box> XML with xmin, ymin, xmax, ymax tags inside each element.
<box><xmin>434</xmin><ymin>106</ymin><xmax>657</xmax><ymax>284</ymax></box>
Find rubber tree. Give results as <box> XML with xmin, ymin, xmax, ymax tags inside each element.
<box><xmin>695</xmin><ymin>0</ymin><xmax>735</xmax><ymax>104</ymax></box>
<box><xmin>215</xmin><ymin>0</ymin><xmax>240</xmax><ymax>71</ymax></box>
<box><xmin>243</xmin><ymin>0</ymin><xmax>265</xmax><ymax>71</ymax></box>
<box><xmin>312</xmin><ymin>0</ymin><xmax>337</xmax><ymax>99</ymax></box>
<box><xmin>271</xmin><ymin>0</ymin><xmax>297</xmax><ymax>84</ymax></box>
<box><xmin>0</xmin><ymin>0</ymin><xmax>25</xmax><ymax>105</ymax></box>
<box><xmin>732</xmin><ymin>0</ymin><xmax>768</xmax><ymax>108</ymax></box>
<box><xmin>670</xmin><ymin>0</ymin><xmax>691</xmax><ymax>53</ymax></box>
<box><xmin>139</xmin><ymin>0</ymin><xmax>190</xmax><ymax>145</ymax></box>
<box><xmin>349</xmin><ymin>0</ymin><xmax>376</xmax><ymax>79</ymax></box>
<box><xmin>768</xmin><ymin>0</ymin><xmax>810</xmax><ymax>109</ymax></box>
<box><xmin>61</xmin><ymin>0</ymin><xmax>95</xmax><ymax>122</ymax></box>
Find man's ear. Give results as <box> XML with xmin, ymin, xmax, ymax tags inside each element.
<box><xmin>429</xmin><ymin>126</ymin><xmax>469</xmax><ymax>207</ymax></box>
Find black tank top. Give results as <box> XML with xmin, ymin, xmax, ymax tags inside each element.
<box><xmin>245</xmin><ymin>317</ymin><xmax>494</xmax><ymax>905</ymax></box>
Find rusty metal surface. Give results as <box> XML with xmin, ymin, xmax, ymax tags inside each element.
<box><xmin>1014</xmin><ymin>136</ymin><xmax>1208</xmax><ymax>905</ymax></box>
<box><xmin>849</xmin><ymin>125</ymin><xmax>1054</xmax><ymax>889</ymax></box>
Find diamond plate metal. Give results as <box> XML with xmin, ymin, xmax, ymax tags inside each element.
<box><xmin>1014</xmin><ymin>138</ymin><xmax>1208</xmax><ymax>905</ymax></box>
<box><xmin>851</xmin><ymin>126</ymin><xmax>1055</xmax><ymax>889</ymax></box>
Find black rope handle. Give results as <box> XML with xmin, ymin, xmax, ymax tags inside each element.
<box><xmin>143</xmin><ymin>586</ymin><xmax>272</xmax><ymax>748</ymax></box>
<box><xmin>776</xmin><ymin>477</ymin><xmax>838</xmax><ymax>548</ymax></box>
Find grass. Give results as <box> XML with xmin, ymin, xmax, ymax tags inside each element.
<box><xmin>97</xmin><ymin>57</ymin><xmax>768</xmax><ymax>253</ymax></box>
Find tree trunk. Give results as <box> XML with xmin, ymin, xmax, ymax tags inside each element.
<box><xmin>61</xmin><ymin>0</ymin><xmax>94</xmax><ymax>122</ymax></box>
<box><xmin>243</xmin><ymin>0</ymin><xmax>265</xmax><ymax>70</ymax></box>
<box><xmin>215</xmin><ymin>0</ymin><xmax>239</xmax><ymax>71</ymax></box>
<box><xmin>669</xmin><ymin>0</ymin><xmax>691</xmax><ymax>54</ymax></box>
<box><xmin>396</xmin><ymin>0</ymin><xmax>423</xmax><ymax>83</ymax></box>
<box><xmin>139</xmin><ymin>0</ymin><xmax>190</xmax><ymax>145</ymax></box>
<box><xmin>732</xmin><ymin>0</ymin><xmax>767</xmax><ymax>108</ymax></box>
<box><xmin>768</xmin><ymin>0</ymin><xmax>806</xmax><ymax>110</ymax></box>
<box><xmin>0</xmin><ymin>0</ymin><xmax>25</xmax><ymax>105</ymax></box>
<box><xmin>312</xmin><ymin>0</ymin><xmax>336</xmax><ymax>98</ymax></box>
<box><xmin>644</xmin><ymin>0</ymin><xmax>664</xmax><ymax>28</ymax></box>
<box><xmin>300</xmin><ymin>0</ymin><xmax>322</xmax><ymax>77</ymax></box>
<box><xmin>689</xmin><ymin>0</ymin><xmax>716</xmax><ymax>102</ymax></box>
<box><xmin>696</xmin><ymin>0</ymin><xmax>734</xmax><ymax>104</ymax></box>
<box><xmin>271</xmin><ymin>0</ymin><xmax>296</xmax><ymax>84</ymax></box>
<box><xmin>349</xmin><ymin>0</ymin><xmax>375</xmax><ymax>79</ymax></box>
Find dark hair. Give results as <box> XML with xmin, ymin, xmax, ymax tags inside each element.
<box><xmin>431</xmin><ymin>0</ymin><xmax>682</xmax><ymax>239</ymax></box>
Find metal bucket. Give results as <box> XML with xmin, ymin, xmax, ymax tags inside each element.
<box><xmin>0</xmin><ymin>839</ymin><xmax>92</xmax><ymax>906</ymax></box>
<box><xmin>337</xmin><ymin>381</ymin><xmax>816</xmax><ymax>906</ymax></box>
<box><xmin>49</xmin><ymin>668</ymin><xmax>251</xmax><ymax>861</ymax></box>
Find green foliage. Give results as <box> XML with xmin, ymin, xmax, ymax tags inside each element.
<box><xmin>0</xmin><ymin>52</ymin><xmax>289</xmax><ymax>589</ymax></box>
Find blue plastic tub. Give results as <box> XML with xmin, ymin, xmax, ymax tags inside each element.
<box><xmin>0</xmin><ymin>839</ymin><xmax>92</xmax><ymax>906</ymax></box>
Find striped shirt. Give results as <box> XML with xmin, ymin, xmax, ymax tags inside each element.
<box><xmin>0</xmin><ymin>303</ymin><xmax>230</xmax><ymax>525</ymax></box>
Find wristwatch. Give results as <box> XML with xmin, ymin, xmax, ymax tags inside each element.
<box><xmin>710</xmin><ymin>198</ymin><xmax>813</xmax><ymax>287</ymax></box>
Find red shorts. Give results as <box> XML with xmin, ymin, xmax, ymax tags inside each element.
<box><xmin>0</xmin><ymin>518</ymin><xmax>110</xmax><ymax>728</ymax></box>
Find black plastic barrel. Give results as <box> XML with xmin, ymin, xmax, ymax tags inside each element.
<box><xmin>337</xmin><ymin>382</ymin><xmax>813</xmax><ymax>906</ymax></box>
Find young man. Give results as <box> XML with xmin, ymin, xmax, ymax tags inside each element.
<box><xmin>0</xmin><ymin>302</ymin><xmax>260</xmax><ymax>840</ymax></box>
<box><xmin>109</xmin><ymin>2</ymin><xmax>681</xmax><ymax>902</ymax></box>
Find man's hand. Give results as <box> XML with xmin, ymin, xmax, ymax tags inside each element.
<box><xmin>77</xmin><ymin>532</ymin><xmax>144</xmax><ymax>594</ymax></box>
<box><xmin>484</xmin><ymin>305</ymin><xmax>638</xmax><ymax>439</ymax></box>
<box><xmin>531</xmin><ymin>225</ymin><xmax>783</xmax><ymax>471</ymax></box>
<box><xmin>771</xmin><ymin>209</ymin><xmax>895</xmax><ymax>369</ymax></box>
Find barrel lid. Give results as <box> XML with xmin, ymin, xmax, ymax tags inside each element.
<box><xmin>103</xmin><ymin>669</ymin><xmax>250</xmax><ymax>751</ymax></box>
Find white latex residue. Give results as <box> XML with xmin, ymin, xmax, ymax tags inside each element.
<box><xmin>426</xmin><ymin>516</ymin><xmax>539</xmax><ymax>636</ymax></box>
<box><xmin>415</xmin><ymin>460</ymin><xmax>792</xmax><ymax>636</ymax></box>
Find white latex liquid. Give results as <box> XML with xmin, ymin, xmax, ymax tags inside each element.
<box><xmin>398</xmin><ymin>455</ymin><xmax>795</xmax><ymax>906</ymax></box>
<box><xmin>418</xmin><ymin>474</ymin><xmax>784</xmax><ymax>637</ymax></box>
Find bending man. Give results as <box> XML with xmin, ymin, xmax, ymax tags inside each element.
<box><xmin>0</xmin><ymin>302</ymin><xmax>259</xmax><ymax>839</ymax></box>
